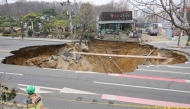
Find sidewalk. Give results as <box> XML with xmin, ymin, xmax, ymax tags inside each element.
<box><xmin>0</xmin><ymin>36</ymin><xmax>76</xmax><ymax>42</ymax></box>
<box><xmin>141</xmin><ymin>33</ymin><xmax>170</xmax><ymax>42</ymax></box>
<box><xmin>96</xmin><ymin>33</ymin><xmax>139</xmax><ymax>42</ymax></box>
<box><xmin>165</xmin><ymin>36</ymin><xmax>189</xmax><ymax>48</ymax></box>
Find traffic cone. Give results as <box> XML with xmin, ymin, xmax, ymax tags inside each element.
<box><xmin>179</xmin><ymin>45</ymin><xmax>183</xmax><ymax>49</ymax></box>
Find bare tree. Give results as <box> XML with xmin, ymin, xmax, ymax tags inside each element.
<box><xmin>130</xmin><ymin>0</ymin><xmax>190</xmax><ymax>46</ymax></box>
<box><xmin>76</xmin><ymin>2</ymin><xmax>96</xmax><ymax>45</ymax></box>
<box><xmin>97</xmin><ymin>0</ymin><xmax>129</xmax><ymax>12</ymax></box>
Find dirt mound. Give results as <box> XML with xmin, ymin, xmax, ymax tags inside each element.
<box><xmin>2</xmin><ymin>40</ymin><xmax>188</xmax><ymax>73</ymax></box>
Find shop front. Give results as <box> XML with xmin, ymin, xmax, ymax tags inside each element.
<box><xmin>98</xmin><ymin>11</ymin><xmax>134</xmax><ymax>32</ymax></box>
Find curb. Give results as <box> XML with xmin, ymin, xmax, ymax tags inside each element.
<box><xmin>0</xmin><ymin>36</ymin><xmax>78</xmax><ymax>42</ymax></box>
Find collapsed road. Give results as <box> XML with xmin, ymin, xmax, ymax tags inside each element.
<box><xmin>2</xmin><ymin>40</ymin><xmax>188</xmax><ymax>73</ymax></box>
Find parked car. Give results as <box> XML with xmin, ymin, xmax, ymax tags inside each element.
<box><xmin>147</xmin><ymin>23</ymin><xmax>158</xmax><ymax>36</ymax></box>
<box><xmin>148</xmin><ymin>29</ymin><xmax>158</xmax><ymax>36</ymax></box>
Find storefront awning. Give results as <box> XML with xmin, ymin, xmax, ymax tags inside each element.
<box><xmin>98</xmin><ymin>20</ymin><xmax>134</xmax><ymax>24</ymax></box>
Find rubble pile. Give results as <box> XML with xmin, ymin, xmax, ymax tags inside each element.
<box><xmin>23</xmin><ymin>41</ymin><xmax>88</xmax><ymax>69</ymax></box>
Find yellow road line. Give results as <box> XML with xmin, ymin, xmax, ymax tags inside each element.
<box><xmin>16</xmin><ymin>92</ymin><xmax>190</xmax><ymax>109</ymax></box>
<box><xmin>4</xmin><ymin>102</ymin><xmax>49</xmax><ymax>109</ymax></box>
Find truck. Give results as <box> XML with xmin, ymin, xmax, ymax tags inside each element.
<box><xmin>148</xmin><ymin>23</ymin><xmax>158</xmax><ymax>36</ymax></box>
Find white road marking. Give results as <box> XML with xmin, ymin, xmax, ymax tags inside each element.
<box><xmin>94</xmin><ymin>81</ymin><xmax>190</xmax><ymax>94</ymax></box>
<box><xmin>146</xmin><ymin>65</ymin><xmax>162</xmax><ymax>67</ymax></box>
<box><xmin>0</xmin><ymin>49</ymin><xmax>11</xmax><ymax>52</ymax></box>
<box><xmin>0</xmin><ymin>72</ymin><xmax>23</xmax><ymax>75</ymax></box>
<box><xmin>108</xmin><ymin>74</ymin><xmax>120</xmax><ymax>76</ymax></box>
<box><xmin>19</xmin><ymin>84</ymin><xmax>61</xmax><ymax>91</ymax></box>
<box><xmin>60</xmin><ymin>87</ymin><xmax>99</xmax><ymax>95</ymax></box>
<box><xmin>146</xmin><ymin>65</ymin><xmax>190</xmax><ymax>69</ymax></box>
<box><xmin>18</xmin><ymin>84</ymin><xmax>99</xmax><ymax>95</ymax></box>
<box><xmin>42</xmin><ymin>68</ymin><xmax>74</xmax><ymax>72</ymax></box>
<box><xmin>42</xmin><ymin>68</ymin><xmax>60</xmax><ymax>71</ymax></box>
<box><xmin>137</xmin><ymin>69</ymin><xmax>190</xmax><ymax>75</ymax></box>
<box><xmin>186</xmin><ymin>80</ymin><xmax>190</xmax><ymax>83</ymax></box>
<box><xmin>75</xmin><ymin>71</ymin><xmax>103</xmax><ymax>74</ymax></box>
<box><xmin>185</xmin><ymin>62</ymin><xmax>189</xmax><ymax>63</ymax></box>
<box><xmin>20</xmin><ymin>87</ymin><xmax>53</xmax><ymax>93</ymax></box>
<box><xmin>167</xmin><ymin>65</ymin><xmax>190</xmax><ymax>69</ymax></box>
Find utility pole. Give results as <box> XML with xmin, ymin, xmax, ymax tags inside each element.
<box><xmin>5</xmin><ymin>0</ymin><xmax>13</xmax><ymax>38</ymax></box>
<box><xmin>61</xmin><ymin>0</ymin><xmax>73</xmax><ymax>36</ymax></box>
<box><xmin>68</xmin><ymin>0</ymin><xmax>73</xmax><ymax>36</ymax></box>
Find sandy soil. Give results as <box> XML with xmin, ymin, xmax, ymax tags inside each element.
<box><xmin>3</xmin><ymin>40</ymin><xmax>188</xmax><ymax>74</ymax></box>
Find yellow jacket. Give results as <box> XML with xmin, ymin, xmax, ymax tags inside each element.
<box><xmin>27</xmin><ymin>93</ymin><xmax>44</xmax><ymax>109</ymax></box>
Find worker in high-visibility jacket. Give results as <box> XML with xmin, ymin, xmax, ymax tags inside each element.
<box><xmin>26</xmin><ymin>85</ymin><xmax>44</xmax><ymax>109</ymax></box>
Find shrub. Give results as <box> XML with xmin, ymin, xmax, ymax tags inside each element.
<box><xmin>64</xmin><ymin>32</ymin><xmax>71</xmax><ymax>38</ymax></box>
<box><xmin>0</xmin><ymin>27</ymin><xmax>4</xmax><ymax>33</ymax></box>
<box><xmin>89</xmin><ymin>32</ymin><xmax>96</xmax><ymax>40</ymax></box>
<box><xmin>83</xmin><ymin>32</ymin><xmax>95</xmax><ymax>40</ymax></box>
<box><xmin>43</xmin><ymin>29</ymin><xmax>49</xmax><ymax>36</ymax></box>
<box><xmin>28</xmin><ymin>30</ymin><xmax>33</xmax><ymax>37</ymax></box>
<box><xmin>15</xmin><ymin>33</ymin><xmax>24</xmax><ymax>37</ymax></box>
<box><xmin>2</xmin><ymin>30</ymin><xmax>10</xmax><ymax>36</ymax></box>
<box><xmin>76</xmin><ymin>31</ymin><xmax>82</xmax><ymax>36</ymax></box>
<box><xmin>76</xmin><ymin>26</ymin><xmax>82</xmax><ymax>31</ymax></box>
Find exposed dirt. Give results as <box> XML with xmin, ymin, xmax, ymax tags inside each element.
<box><xmin>2</xmin><ymin>40</ymin><xmax>188</xmax><ymax>73</ymax></box>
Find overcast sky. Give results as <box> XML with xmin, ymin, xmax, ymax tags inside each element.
<box><xmin>6</xmin><ymin>0</ymin><xmax>119</xmax><ymax>5</ymax></box>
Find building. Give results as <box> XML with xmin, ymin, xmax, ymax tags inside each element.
<box><xmin>98</xmin><ymin>11</ymin><xmax>134</xmax><ymax>31</ymax></box>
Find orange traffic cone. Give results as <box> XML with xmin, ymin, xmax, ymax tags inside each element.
<box><xmin>179</xmin><ymin>45</ymin><xmax>183</xmax><ymax>49</ymax></box>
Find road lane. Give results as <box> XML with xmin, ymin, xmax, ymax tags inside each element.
<box><xmin>0</xmin><ymin>71</ymin><xmax>23</xmax><ymax>75</ymax></box>
<box><xmin>94</xmin><ymin>81</ymin><xmax>190</xmax><ymax>94</ymax></box>
<box><xmin>102</xmin><ymin>94</ymin><xmax>190</xmax><ymax>108</ymax></box>
<box><xmin>1</xmin><ymin>64</ymin><xmax>190</xmax><ymax>91</ymax></box>
<box><xmin>109</xmin><ymin>74</ymin><xmax>189</xmax><ymax>83</ymax></box>
<box><xmin>133</xmin><ymin>69</ymin><xmax>190</xmax><ymax>80</ymax></box>
<box><xmin>3</xmin><ymin>71</ymin><xmax>190</xmax><ymax>105</ymax></box>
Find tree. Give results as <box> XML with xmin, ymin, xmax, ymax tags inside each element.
<box><xmin>42</xmin><ymin>8</ymin><xmax>57</xmax><ymax>17</ymax></box>
<box><xmin>23</xmin><ymin>12</ymin><xmax>38</xmax><ymax>30</ymax></box>
<box><xmin>96</xmin><ymin>0</ymin><xmax>129</xmax><ymax>12</ymax></box>
<box><xmin>76</xmin><ymin>2</ymin><xmax>95</xmax><ymax>45</ymax></box>
<box><xmin>0</xmin><ymin>74</ymin><xmax>18</xmax><ymax>108</ymax></box>
<box><xmin>130</xmin><ymin>0</ymin><xmax>190</xmax><ymax>46</ymax></box>
<box><xmin>53</xmin><ymin>20</ymin><xmax>68</xmax><ymax>37</ymax></box>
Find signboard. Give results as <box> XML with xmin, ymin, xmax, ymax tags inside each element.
<box><xmin>100</xmin><ymin>11</ymin><xmax>133</xmax><ymax>21</ymax></box>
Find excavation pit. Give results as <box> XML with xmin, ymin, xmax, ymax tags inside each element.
<box><xmin>2</xmin><ymin>40</ymin><xmax>188</xmax><ymax>74</ymax></box>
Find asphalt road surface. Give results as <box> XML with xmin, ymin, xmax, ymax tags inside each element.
<box><xmin>0</xmin><ymin>38</ymin><xmax>190</xmax><ymax>109</ymax></box>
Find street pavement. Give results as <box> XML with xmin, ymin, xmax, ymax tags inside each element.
<box><xmin>0</xmin><ymin>37</ymin><xmax>190</xmax><ymax>109</ymax></box>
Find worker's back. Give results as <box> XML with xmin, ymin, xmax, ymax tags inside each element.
<box><xmin>27</xmin><ymin>93</ymin><xmax>44</xmax><ymax>109</ymax></box>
